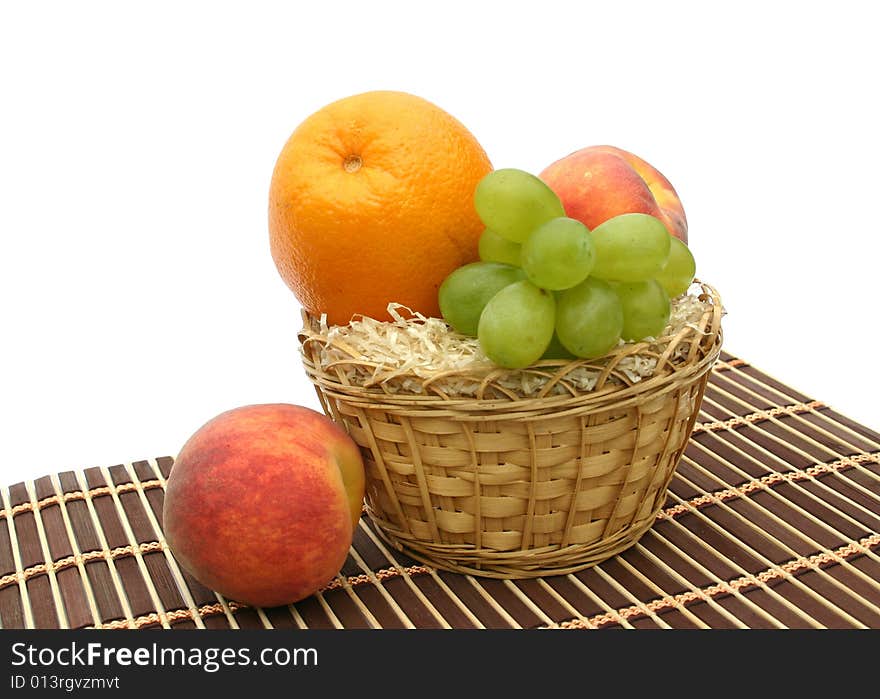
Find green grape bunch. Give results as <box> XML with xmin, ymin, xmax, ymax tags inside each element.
<box><xmin>438</xmin><ymin>168</ymin><xmax>698</xmax><ymax>369</ymax></box>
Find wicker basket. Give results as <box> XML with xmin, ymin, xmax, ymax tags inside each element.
<box><xmin>298</xmin><ymin>282</ymin><xmax>723</xmax><ymax>578</ymax></box>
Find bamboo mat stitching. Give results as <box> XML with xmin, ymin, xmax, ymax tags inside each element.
<box><xmin>4</xmin><ymin>448</ymin><xmax>878</xmax><ymax>630</ymax></box>
<box><xmin>4</xmin><ymin>455</ymin><xmax>874</xmax><ymax>592</ymax></box>
<box><xmin>3</xmin><ymin>357</ymin><xmax>880</xmax><ymax>630</ymax></box>
<box><xmin>1</xmin><ymin>484</ymin><xmax>35</xmax><ymax>628</ymax></box>
<box><xmin>547</xmin><ymin>533</ymin><xmax>880</xmax><ymax>629</ymax></box>
<box><xmin>4</xmin><ymin>447</ymin><xmax>878</xmax><ymax>630</ymax></box>
<box><xmin>20</xmin><ymin>461</ymin><xmax>871</xmax><ymax>630</ymax></box>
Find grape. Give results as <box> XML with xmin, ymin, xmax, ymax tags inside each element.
<box><xmin>655</xmin><ymin>235</ymin><xmax>696</xmax><ymax>297</ymax></box>
<box><xmin>613</xmin><ymin>279</ymin><xmax>671</xmax><ymax>341</ymax></box>
<box><xmin>521</xmin><ymin>217</ymin><xmax>595</xmax><ymax>290</ymax></box>
<box><xmin>590</xmin><ymin>213</ymin><xmax>671</xmax><ymax>282</ymax></box>
<box><xmin>439</xmin><ymin>262</ymin><xmax>525</xmax><ymax>337</ymax></box>
<box><xmin>555</xmin><ymin>277</ymin><xmax>624</xmax><ymax>359</ymax></box>
<box><xmin>478</xmin><ymin>280</ymin><xmax>555</xmax><ymax>369</ymax></box>
<box><xmin>474</xmin><ymin>168</ymin><xmax>565</xmax><ymax>243</ymax></box>
<box><xmin>479</xmin><ymin>228</ymin><xmax>522</xmax><ymax>266</ymax></box>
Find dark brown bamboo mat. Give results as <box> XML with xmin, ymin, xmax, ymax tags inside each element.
<box><xmin>2</xmin><ymin>350</ymin><xmax>879</xmax><ymax>629</ymax></box>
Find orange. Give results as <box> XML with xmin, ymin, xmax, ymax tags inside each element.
<box><xmin>268</xmin><ymin>90</ymin><xmax>492</xmax><ymax>326</ymax></box>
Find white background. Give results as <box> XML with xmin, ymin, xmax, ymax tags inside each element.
<box><xmin>1</xmin><ymin>2</ymin><xmax>878</xmax><ymax>487</ymax></box>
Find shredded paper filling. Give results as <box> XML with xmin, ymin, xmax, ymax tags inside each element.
<box><xmin>303</xmin><ymin>287</ymin><xmax>717</xmax><ymax>399</ymax></box>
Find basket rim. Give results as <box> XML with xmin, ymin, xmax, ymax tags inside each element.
<box><xmin>298</xmin><ymin>280</ymin><xmax>723</xmax><ymax>413</ymax></box>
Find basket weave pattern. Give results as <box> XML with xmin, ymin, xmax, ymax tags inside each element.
<box><xmin>299</xmin><ymin>283</ymin><xmax>723</xmax><ymax>578</ymax></box>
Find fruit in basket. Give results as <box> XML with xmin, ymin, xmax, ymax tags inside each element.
<box><xmin>268</xmin><ymin>90</ymin><xmax>492</xmax><ymax>326</ymax></box>
<box><xmin>539</xmin><ymin>145</ymin><xmax>688</xmax><ymax>243</ymax></box>
<box><xmin>478</xmin><ymin>280</ymin><xmax>556</xmax><ymax>368</ymax></box>
<box><xmin>555</xmin><ymin>277</ymin><xmax>624</xmax><ymax>358</ymax></box>
<box><xmin>474</xmin><ymin>168</ymin><xmax>565</xmax><ymax>243</ymax></box>
<box><xmin>521</xmin><ymin>216</ymin><xmax>595</xmax><ymax>290</ymax></box>
<box><xmin>162</xmin><ymin>404</ymin><xmax>365</xmax><ymax>608</ymax></box>
<box><xmin>590</xmin><ymin>213</ymin><xmax>672</xmax><ymax>282</ymax></box>
<box><xmin>437</xmin><ymin>161</ymin><xmax>696</xmax><ymax>369</ymax></box>
<box><xmin>478</xmin><ymin>228</ymin><xmax>522</xmax><ymax>266</ymax></box>
<box><xmin>614</xmin><ymin>279</ymin><xmax>671</xmax><ymax>341</ymax></box>
<box><xmin>655</xmin><ymin>235</ymin><xmax>696</xmax><ymax>297</ymax></box>
<box><xmin>439</xmin><ymin>261</ymin><xmax>525</xmax><ymax>336</ymax></box>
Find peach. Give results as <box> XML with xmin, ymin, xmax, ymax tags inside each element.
<box><xmin>539</xmin><ymin>145</ymin><xmax>688</xmax><ymax>243</ymax></box>
<box><xmin>162</xmin><ymin>403</ymin><xmax>365</xmax><ymax>608</ymax></box>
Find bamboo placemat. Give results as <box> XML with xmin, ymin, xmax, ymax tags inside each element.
<box><xmin>2</xmin><ymin>350</ymin><xmax>879</xmax><ymax>629</ymax></box>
